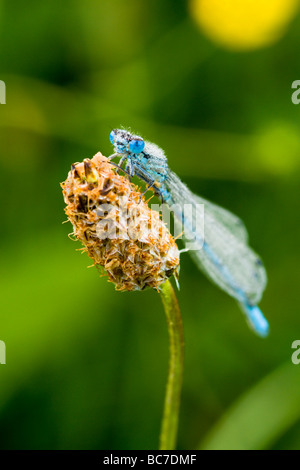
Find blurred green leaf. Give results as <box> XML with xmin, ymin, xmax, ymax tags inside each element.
<box><xmin>200</xmin><ymin>362</ymin><xmax>300</xmax><ymax>450</ymax></box>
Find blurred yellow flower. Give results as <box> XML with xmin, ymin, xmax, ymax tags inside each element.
<box><xmin>189</xmin><ymin>0</ymin><xmax>300</xmax><ymax>50</ymax></box>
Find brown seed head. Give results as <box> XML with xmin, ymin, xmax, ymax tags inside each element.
<box><xmin>61</xmin><ymin>152</ymin><xmax>179</xmax><ymax>291</ymax></box>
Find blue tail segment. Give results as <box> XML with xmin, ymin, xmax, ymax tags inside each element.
<box><xmin>240</xmin><ymin>303</ymin><xmax>269</xmax><ymax>337</ymax></box>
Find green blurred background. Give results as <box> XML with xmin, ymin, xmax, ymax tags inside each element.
<box><xmin>1</xmin><ymin>0</ymin><xmax>300</xmax><ymax>450</ymax></box>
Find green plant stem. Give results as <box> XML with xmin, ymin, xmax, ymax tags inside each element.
<box><xmin>159</xmin><ymin>279</ymin><xmax>184</xmax><ymax>450</ymax></box>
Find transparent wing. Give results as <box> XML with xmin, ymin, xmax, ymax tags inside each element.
<box><xmin>194</xmin><ymin>195</ymin><xmax>249</xmax><ymax>244</ymax></box>
<box><xmin>166</xmin><ymin>171</ymin><xmax>267</xmax><ymax>305</ymax></box>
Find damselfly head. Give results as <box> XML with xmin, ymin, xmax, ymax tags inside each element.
<box><xmin>109</xmin><ymin>129</ymin><xmax>145</xmax><ymax>154</ymax></box>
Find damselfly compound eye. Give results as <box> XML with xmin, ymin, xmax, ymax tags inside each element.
<box><xmin>109</xmin><ymin>130</ymin><xmax>116</xmax><ymax>144</ymax></box>
<box><xmin>128</xmin><ymin>139</ymin><xmax>145</xmax><ymax>154</ymax></box>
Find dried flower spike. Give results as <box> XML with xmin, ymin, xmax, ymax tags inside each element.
<box><xmin>61</xmin><ymin>152</ymin><xmax>179</xmax><ymax>291</ymax></box>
